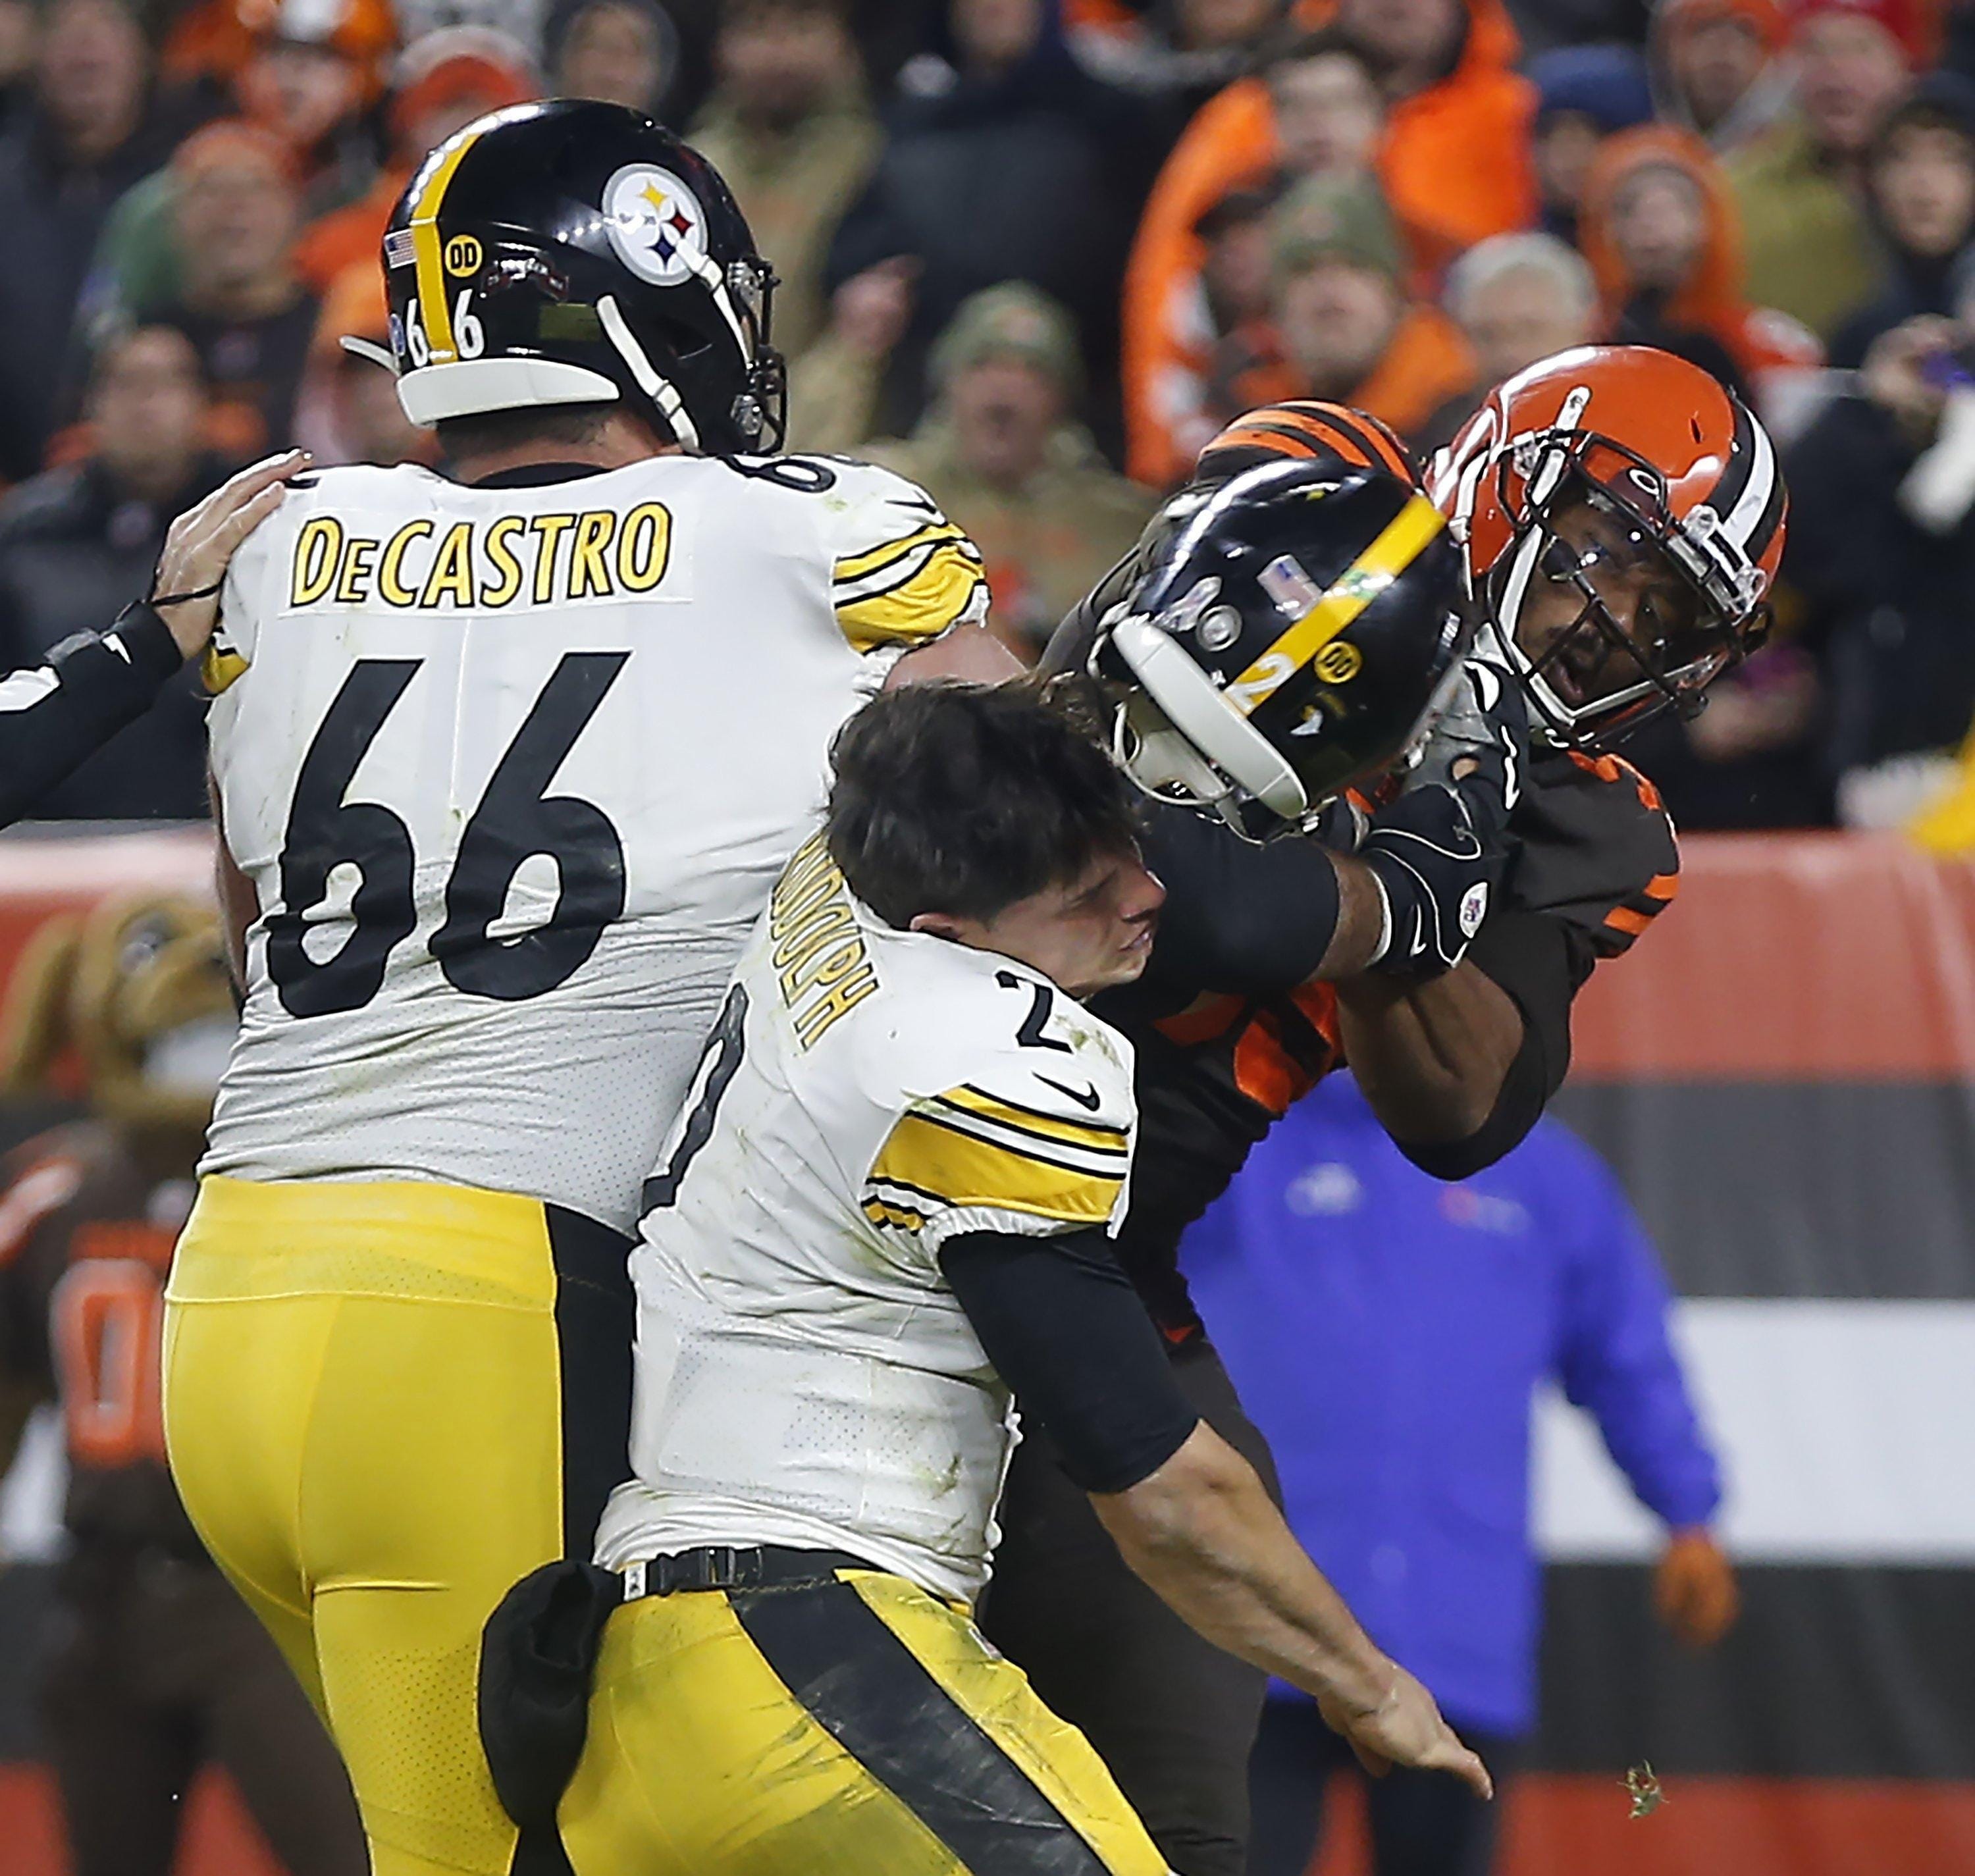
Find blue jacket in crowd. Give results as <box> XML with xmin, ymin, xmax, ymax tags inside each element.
<box><xmin>1181</xmin><ymin>1074</ymin><xmax>1722</xmax><ymax>1738</ymax></box>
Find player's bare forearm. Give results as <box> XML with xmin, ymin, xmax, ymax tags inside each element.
<box><xmin>1315</xmin><ymin>854</ymin><xmax>1389</xmax><ymax>980</ymax></box>
<box><xmin>1092</xmin><ymin>1422</ymin><xmax>1392</xmax><ymax>1708</ymax></box>
<box><xmin>1092</xmin><ymin>1424</ymin><xmax>1493</xmax><ymax>1794</ymax></box>
<box><xmin>1334</xmin><ymin>963</ymin><xmax>1523</xmax><ymax>1145</ymax></box>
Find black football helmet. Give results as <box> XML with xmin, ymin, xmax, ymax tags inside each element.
<box><xmin>1088</xmin><ymin>461</ymin><xmax>1472</xmax><ymax>839</ymax></box>
<box><xmin>363</xmin><ymin>99</ymin><xmax>785</xmax><ymax>452</ymax></box>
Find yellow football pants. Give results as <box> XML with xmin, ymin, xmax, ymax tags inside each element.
<box><xmin>162</xmin><ymin>1175</ymin><xmax>633</xmax><ymax>1876</ymax></box>
<box><xmin>560</xmin><ymin>1565</ymin><xmax>1173</xmax><ymax>1876</ymax></box>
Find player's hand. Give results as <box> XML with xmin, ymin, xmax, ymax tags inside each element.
<box><xmin>151</xmin><ymin>449</ymin><xmax>310</xmax><ymax>660</ymax></box>
<box><xmin>1358</xmin><ymin>781</ymin><xmax>1506</xmax><ymax>978</ymax></box>
<box><xmin>1406</xmin><ymin>655</ymin><xmax>1527</xmax><ymax>844</ymax></box>
<box><xmin>1317</xmin><ymin>1661</ymin><xmax>1494</xmax><ymax>1799</ymax></box>
<box><xmin>1654</xmin><ymin>1527</ymin><xmax>1739</xmax><ymax>1648</ymax></box>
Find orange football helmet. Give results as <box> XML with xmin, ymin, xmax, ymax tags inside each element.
<box><xmin>1428</xmin><ymin>346</ymin><xmax>1785</xmax><ymax>749</ymax></box>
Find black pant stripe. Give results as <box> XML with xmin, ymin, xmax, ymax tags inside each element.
<box><xmin>733</xmin><ymin>1578</ymin><xmax>1113</xmax><ymax>1876</ymax></box>
<box><xmin>544</xmin><ymin>1204</ymin><xmax>635</xmax><ymax>1562</ymax></box>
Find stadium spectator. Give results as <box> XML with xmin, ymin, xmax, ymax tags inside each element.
<box><xmin>828</xmin><ymin>0</ymin><xmax>1151</xmax><ymax>446</ymax></box>
<box><xmin>0</xmin><ymin>0</ymin><xmax>32</xmax><ymax>134</ymax></box>
<box><xmin>1648</xmin><ymin>0</ymin><xmax>1791</xmax><ymax>151</ymax></box>
<box><xmin>1122</xmin><ymin>0</ymin><xmax>1533</xmax><ymax>482</ymax></box>
<box><xmin>88</xmin><ymin>0</ymin><xmax>391</xmax><ymax>348</ymax></box>
<box><xmin>862</xmin><ymin>284</ymin><xmax>1156</xmax><ymax>657</ymax></box>
<box><xmin>0</xmin><ymin>326</ymin><xmax>224</xmax><ymax>820</ymax></box>
<box><xmin>294</xmin><ymin>28</ymin><xmax>539</xmax><ymax>298</ymax></box>
<box><xmin>1830</xmin><ymin>74</ymin><xmax>1975</xmax><ymax>367</ymax></box>
<box><xmin>1183</xmin><ymin>1074</ymin><xmax>1734</xmax><ymax>1876</ymax></box>
<box><xmin>1785</xmin><ymin>294</ymin><xmax>1975</xmax><ymax>827</ymax></box>
<box><xmin>142</xmin><ymin>121</ymin><xmax>320</xmax><ymax>463</ymax></box>
<box><xmin>690</xmin><ymin>0</ymin><xmax>879</xmax><ymax>363</ymax></box>
<box><xmin>1525</xmin><ymin>43</ymin><xmax>1654</xmax><ymax>246</ymax></box>
<box><xmin>546</xmin><ymin>0</ymin><xmax>679</xmax><ymax>113</ymax></box>
<box><xmin>1578</xmin><ymin>124</ymin><xmax>1822</xmax><ymax>425</ymax></box>
<box><xmin>298</xmin><ymin>268</ymin><xmax>438</xmax><ymax>467</ymax></box>
<box><xmin>1131</xmin><ymin>32</ymin><xmax>1390</xmax><ymax>483</ymax></box>
<box><xmin>1416</xmin><ymin>230</ymin><xmax>1598</xmax><ymax>455</ymax></box>
<box><xmin>1209</xmin><ymin>172</ymin><xmax>1472</xmax><ymax>447</ymax></box>
<box><xmin>1726</xmin><ymin>0</ymin><xmax>1915</xmax><ymax>340</ymax></box>
<box><xmin>1066</xmin><ymin>0</ymin><xmax>1288</xmax><ymax>149</ymax></box>
<box><xmin>0</xmin><ymin>0</ymin><xmax>180</xmax><ymax>482</ymax></box>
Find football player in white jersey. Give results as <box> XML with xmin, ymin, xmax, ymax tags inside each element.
<box><xmin>163</xmin><ymin>101</ymin><xmax>1013</xmax><ymax>1876</ymax></box>
<box><xmin>477</xmin><ymin>683</ymin><xmax>1488</xmax><ymax>1876</ymax></box>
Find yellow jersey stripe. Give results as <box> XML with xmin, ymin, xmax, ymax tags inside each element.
<box><xmin>871</xmin><ymin>1114</ymin><xmax>1122</xmax><ymax>1224</ymax></box>
<box><xmin>862</xmin><ymin>1197</ymin><xmax>930</xmax><ymax>1234</ymax></box>
<box><xmin>938</xmin><ymin>1087</ymin><xmax>1129</xmax><ymax>1157</ymax></box>
<box><xmin>201</xmin><ymin>645</ymin><xmax>248</xmax><ymax>696</ymax></box>
<box><xmin>1226</xmin><ymin>494</ymin><xmax>1446</xmax><ymax>717</ymax></box>
<box><xmin>836</xmin><ymin>543</ymin><xmax>988</xmax><ymax>653</ymax></box>
<box><xmin>406</xmin><ymin>129</ymin><xmax>483</xmax><ymax>363</ymax></box>
<box><xmin>832</xmin><ymin>523</ymin><xmax>970</xmax><ymax>586</ymax></box>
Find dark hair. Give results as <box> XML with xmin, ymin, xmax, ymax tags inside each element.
<box><xmin>826</xmin><ymin>681</ymin><xmax>1142</xmax><ymax>929</ymax></box>
<box><xmin>1257</xmin><ymin>23</ymin><xmax>1375</xmax><ymax>84</ymax></box>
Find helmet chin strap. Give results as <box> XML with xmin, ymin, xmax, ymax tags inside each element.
<box><xmin>598</xmin><ymin>295</ymin><xmax>701</xmax><ymax>450</ymax></box>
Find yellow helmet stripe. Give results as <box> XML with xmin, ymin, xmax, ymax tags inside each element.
<box><xmin>1225</xmin><ymin>493</ymin><xmax>1446</xmax><ymax>718</ymax></box>
<box><xmin>406</xmin><ymin>129</ymin><xmax>485</xmax><ymax>364</ymax></box>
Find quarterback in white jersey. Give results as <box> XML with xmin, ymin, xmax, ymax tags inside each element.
<box><xmin>163</xmin><ymin>102</ymin><xmax>1010</xmax><ymax>1876</ymax></box>
<box><xmin>477</xmin><ymin>685</ymin><xmax>1487</xmax><ymax>1876</ymax></box>
<box><xmin>596</xmin><ymin>822</ymin><xmax>1141</xmax><ymax>1603</ymax></box>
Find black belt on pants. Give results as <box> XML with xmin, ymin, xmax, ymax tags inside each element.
<box><xmin>481</xmin><ymin>1543</ymin><xmax>888</xmax><ymax>1871</ymax></box>
<box><xmin>619</xmin><ymin>1544</ymin><xmax>879</xmax><ymax>1600</ymax></box>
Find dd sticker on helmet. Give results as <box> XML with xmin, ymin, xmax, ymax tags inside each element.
<box><xmin>603</xmin><ymin>165</ymin><xmax>708</xmax><ymax>287</ymax></box>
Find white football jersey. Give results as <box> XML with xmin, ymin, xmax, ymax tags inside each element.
<box><xmin>201</xmin><ymin>454</ymin><xmax>987</xmax><ymax>1232</ymax></box>
<box><xmin>594</xmin><ymin>833</ymin><xmax>1138</xmax><ymax>1604</ymax></box>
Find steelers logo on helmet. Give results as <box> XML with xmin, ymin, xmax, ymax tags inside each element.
<box><xmin>603</xmin><ymin>164</ymin><xmax>709</xmax><ymax>288</ymax></box>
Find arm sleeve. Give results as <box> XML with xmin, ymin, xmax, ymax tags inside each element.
<box><xmin>1394</xmin><ymin>906</ymin><xmax>1591</xmax><ymax>1181</ymax></box>
<box><xmin>0</xmin><ymin>606</ymin><xmax>182</xmax><ymax>827</ymax></box>
<box><xmin>1136</xmin><ymin>804</ymin><xmax>1343</xmax><ymax>999</ymax></box>
<box><xmin>824</xmin><ymin>460</ymin><xmax>989</xmax><ymax>654</ymax></box>
<box><xmin>939</xmin><ymin>1225</ymin><xmax>1201</xmax><ymax>1494</ymax></box>
<box><xmin>1554</xmin><ymin>1149</ymin><xmax>1723</xmax><ymax>1531</ymax></box>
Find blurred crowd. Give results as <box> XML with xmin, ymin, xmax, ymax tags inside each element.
<box><xmin>9</xmin><ymin>0</ymin><xmax>1975</xmax><ymax>833</ymax></box>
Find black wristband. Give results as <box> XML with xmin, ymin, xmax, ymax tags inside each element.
<box><xmin>104</xmin><ymin>602</ymin><xmax>186</xmax><ymax>679</ymax></box>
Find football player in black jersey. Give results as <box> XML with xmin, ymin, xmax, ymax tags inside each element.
<box><xmin>986</xmin><ymin>354</ymin><xmax>1785</xmax><ymax>1876</ymax></box>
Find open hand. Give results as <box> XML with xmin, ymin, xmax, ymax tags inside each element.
<box><xmin>1317</xmin><ymin>1661</ymin><xmax>1494</xmax><ymax>1799</ymax></box>
<box><xmin>151</xmin><ymin>450</ymin><xmax>310</xmax><ymax>659</ymax></box>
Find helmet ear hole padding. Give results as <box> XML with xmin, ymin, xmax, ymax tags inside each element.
<box><xmin>1109</xmin><ymin>615</ymin><xmax>1308</xmax><ymax>823</ymax></box>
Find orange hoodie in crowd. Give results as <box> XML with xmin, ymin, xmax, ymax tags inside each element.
<box><xmin>1122</xmin><ymin>0</ymin><xmax>1536</xmax><ymax>486</ymax></box>
<box><xmin>1576</xmin><ymin>124</ymin><xmax>1820</xmax><ymax>411</ymax></box>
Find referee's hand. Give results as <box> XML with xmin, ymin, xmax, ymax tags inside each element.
<box><xmin>152</xmin><ymin>450</ymin><xmax>311</xmax><ymax>660</ymax></box>
<box><xmin>1317</xmin><ymin>1661</ymin><xmax>1494</xmax><ymax>1799</ymax></box>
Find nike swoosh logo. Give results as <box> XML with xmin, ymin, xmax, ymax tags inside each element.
<box><xmin>1036</xmin><ymin>1074</ymin><xmax>1102</xmax><ymax>1111</ymax></box>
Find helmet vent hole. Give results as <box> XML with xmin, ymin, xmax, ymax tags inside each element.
<box><xmin>1690</xmin><ymin>416</ymin><xmax>1703</xmax><ymax>442</ymax></box>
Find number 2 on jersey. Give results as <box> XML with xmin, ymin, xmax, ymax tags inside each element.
<box><xmin>267</xmin><ymin>652</ymin><xmax>628</xmax><ymax>1016</ymax></box>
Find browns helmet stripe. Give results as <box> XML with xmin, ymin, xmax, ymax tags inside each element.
<box><xmin>1721</xmin><ymin>398</ymin><xmax>1785</xmax><ymax>569</ymax></box>
<box><xmin>1199</xmin><ymin>402</ymin><xmax>1417</xmax><ymax>486</ymax></box>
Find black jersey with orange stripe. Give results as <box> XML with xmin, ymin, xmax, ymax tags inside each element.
<box><xmin>1091</xmin><ymin>745</ymin><xmax>1679</xmax><ymax>1341</ymax></box>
